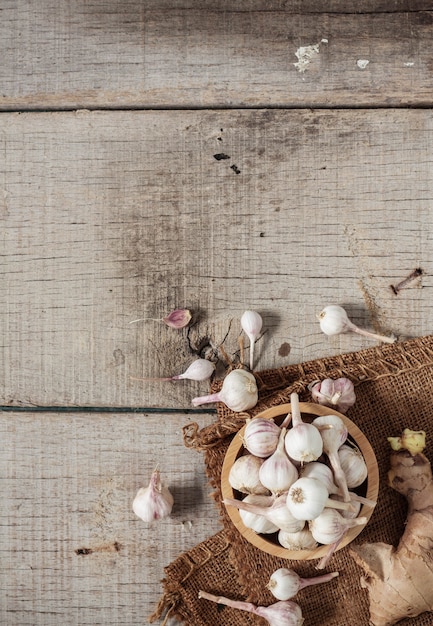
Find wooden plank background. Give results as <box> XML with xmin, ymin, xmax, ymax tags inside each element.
<box><xmin>1</xmin><ymin>1</ymin><xmax>433</xmax><ymax>625</ymax></box>
<box><xmin>1</xmin><ymin>3</ymin><xmax>433</xmax><ymax>109</ymax></box>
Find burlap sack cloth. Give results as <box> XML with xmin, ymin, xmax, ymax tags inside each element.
<box><xmin>150</xmin><ymin>335</ymin><xmax>433</xmax><ymax>626</ymax></box>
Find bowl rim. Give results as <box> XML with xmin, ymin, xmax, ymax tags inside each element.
<box><xmin>221</xmin><ymin>402</ymin><xmax>379</xmax><ymax>560</ymax></box>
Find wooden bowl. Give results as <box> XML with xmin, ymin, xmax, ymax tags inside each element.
<box><xmin>221</xmin><ymin>403</ymin><xmax>379</xmax><ymax>560</ymax></box>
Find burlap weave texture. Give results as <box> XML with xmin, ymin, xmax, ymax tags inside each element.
<box><xmin>152</xmin><ymin>336</ymin><xmax>433</xmax><ymax>626</ymax></box>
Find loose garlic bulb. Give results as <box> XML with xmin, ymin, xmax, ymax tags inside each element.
<box><xmin>338</xmin><ymin>444</ymin><xmax>368</xmax><ymax>488</ymax></box>
<box><xmin>132</xmin><ymin>469</ymin><xmax>174</xmax><ymax>522</ymax></box>
<box><xmin>228</xmin><ymin>454</ymin><xmax>270</xmax><ymax>495</ymax></box>
<box><xmin>192</xmin><ymin>369</ymin><xmax>258</xmax><ymax>412</ymax></box>
<box><xmin>267</xmin><ymin>567</ymin><xmax>339</xmax><ymax>601</ymax></box>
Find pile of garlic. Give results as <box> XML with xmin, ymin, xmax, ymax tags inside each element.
<box><xmin>224</xmin><ymin>392</ymin><xmax>374</xmax><ymax>568</ymax></box>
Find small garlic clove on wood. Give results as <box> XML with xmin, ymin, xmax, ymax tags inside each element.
<box><xmin>132</xmin><ymin>469</ymin><xmax>174</xmax><ymax>522</ymax></box>
<box><xmin>162</xmin><ymin>308</ymin><xmax>192</xmax><ymax>329</ymax></box>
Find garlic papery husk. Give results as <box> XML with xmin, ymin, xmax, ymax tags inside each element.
<box><xmin>284</xmin><ymin>393</ymin><xmax>323</xmax><ymax>464</ymax></box>
<box><xmin>278</xmin><ymin>528</ymin><xmax>318</xmax><ymax>551</ymax></box>
<box><xmin>131</xmin><ymin>358</ymin><xmax>215</xmax><ymax>383</ymax></box>
<box><xmin>228</xmin><ymin>454</ymin><xmax>270</xmax><ymax>495</ymax></box>
<box><xmin>309</xmin><ymin>508</ymin><xmax>368</xmax><ymax>569</ymax></box>
<box><xmin>337</xmin><ymin>443</ymin><xmax>368</xmax><ymax>488</ymax></box>
<box><xmin>318</xmin><ymin>304</ymin><xmax>396</xmax><ymax>344</ymax></box>
<box><xmin>267</xmin><ymin>567</ymin><xmax>339</xmax><ymax>601</ymax></box>
<box><xmin>259</xmin><ymin>428</ymin><xmax>298</xmax><ymax>495</ymax></box>
<box><xmin>225</xmin><ymin>495</ymin><xmax>304</xmax><ymax>534</ymax></box>
<box><xmin>312</xmin><ymin>414</ymin><xmax>350</xmax><ymax>502</ymax></box>
<box><xmin>243</xmin><ymin>417</ymin><xmax>281</xmax><ymax>458</ymax></box>
<box><xmin>192</xmin><ymin>369</ymin><xmax>258</xmax><ymax>412</ymax></box>
<box><xmin>241</xmin><ymin>310</ymin><xmax>263</xmax><ymax>371</ymax></box>
<box><xmin>309</xmin><ymin>377</ymin><xmax>356</xmax><ymax>414</ymax></box>
<box><xmin>228</xmin><ymin>494</ymin><xmax>279</xmax><ymax>534</ymax></box>
<box><xmin>286</xmin><ymin>477</ymin><xmax>353</xmax><ymax>521</ymax></box>
<box><xmin>132</xmin><ymin>469</ymin><xmax>174</xmax><ymax>522</ymax></box>
<box><xmin>198</xmin><ymin>590</ymin><xmax>304</xmax><ymax>626</ymax></box>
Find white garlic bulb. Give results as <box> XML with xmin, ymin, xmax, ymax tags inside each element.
<box><xmin>267</xmin><ymin>567</ymin><xmax>339</xmax><ymax>601</ymax></box>
<box><xmin>278</xmin><ymin>528</ymin><xmax>318</xmax><ymax>551</ymax></box>
<box><xmin>236</xmin><ymin>494</ymin><xmax>279</xmax><ymax>534</ymax></box>
<box><xmin>192</xmin><ymin>369</ymin><xmax>258</xmax><ymax>412</ymax></box>
<box><xmin>228</xmin><ymin>454</ymin><xmax>270</xmax><ymax>495</ymax></box>
<box><xmin>338</xmin><ymin>444</ymin><xmax>368</xmax><ymax>488</ymax></box>
<box><xmin>243</xmin><ymin>417</ymin><xmax>281</xmax><ymax>458</ymax></box>
<box><xmin>132</xmin><ymin>469</ymin><xmax>174</xmax><ymax>522</ymax></box>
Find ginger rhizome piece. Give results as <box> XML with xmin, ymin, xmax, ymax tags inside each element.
<box><xmin>349</xmin><ymin>429</ymin><xmax>433</xmax><ymax>626</ymax></box>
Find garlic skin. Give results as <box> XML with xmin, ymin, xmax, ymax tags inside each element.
<box><xmin>337</xmin><ymin>444</ymin><xmax>368</xmax><ymax>488</ymax></box>
<box><xmin>278</xmin><ymin>528</ymin><xmax>318</xmax><ymax>551</ymax></box>
<box><xmin>243</xmin><ymin>417</ymin><xmax>281</xmax><ymax>458</ymax></box>
<box><xmin>198</xmin><ymin>590</ymin><xmax>304</xmax><ymax>626</ymax></box>
<box><xmin>267</xmin><ymin>567</ymin><xmax>339</xmax><ymax>601</ymax></box>
<box><xmin>191</xmin><ymin>369</ymin><xmax>258</xmax><ymax>412</ymax></box>
<box><xmin>259</xmin><ymin>428</ymin><xmax>298</xmax><ymax>495</ymax></box>
<box><xmin>132</xmin><ymin>469</ymin><xmax>174</xmax><ymax>522</ymax></box>
<box><xmin>318</xmin><ymin>304</ymin><xmax>396</xmax><ymax>344</ymax></box>
<box><xmin>241</xmin><ymin>310</ymin><xmax>263</xmax><ymax>371</ymax></box>
<box><xmin>228</xmin><ymin>454</ymin><xmax>270</xmax><ymax>495</ymax></box>
<box><xmin>309</xmin><ymin>377</ymin><xmax>356</xmax><ymax>414</ymax></box>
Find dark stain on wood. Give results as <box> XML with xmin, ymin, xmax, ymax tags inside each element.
<box><xmin>278</xmin><ymin>342</ymin><xmax>291</xmax><ymax>357</ymax></box>
<box><xmin>75</xmin><ymin>542</ymin><xmax>121</xmax><ymax>556</ymax></box>
<box><xmin>390</xmin><ymin>268</ymin><xmax>423</xmax><ymax>295</ymax></box>
<box><xmin>213</xmin><ymin>153</ymin><xmax>230</xmax><ymax>160</ymax></box>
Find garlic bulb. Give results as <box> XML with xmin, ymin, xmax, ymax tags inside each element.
<box><xmin>241</xmin><ymin>310</ymin><xmax>263</xmax><ymax>371</ymax></box>
<box><xmin>243</xmin><ymin>417</ymin><xmax>281</xmax><ymax>458</ymax></box>
<box><xmin>286</xmin><ymin>477</ymin><xmax>353</xmax><ymax>521</ymax></box>
<box><xmin>278</xmin><ymin>528</ymin><xmax>318</xmax><ymax>551</ymax></box>
<box><xmin>284</xmin><ymin>393</ymin><xmax>323</xmax><ymax>463</ymax></box>
<box><xmin>225</xmin><ymin>495</ymin><xmax>304</xmax><ymax>534</ymax></box>
<box><xmin>228</xmin><ymin>454</ymin><xmax>270</xmax><ymax>495</ymax></box>
<box><xmin>259</xmin><ymin>428</ymin><xmax>298</xmax><ymax>495</ymax></box>
<box><xmin>231</xmin><ymin>494</ymin><xmax>279</xmax><ymax>534</ymax></box>
<box><xmin>338</xmin><ymin>444</ymin><xmax>368</xmax><ymax>488</ymax></box>
<box><xmin>192</xmin><ymin>369</ymin><xmax>258</xmax><ymax>412</ymax></box>
<box><xmin>267</xmin><ymin>567</ymin><xmax>339</xmax><ymax>601</ymax></box>
<box><xmin>132</xmin><ymin>469</ymin><xmax>174</xmax><ymax>522</ymax></box>
<box><xmin>318</xmin><ymin>304</ymin><xmax>396</xmax><ymax>344</ymax></box>
<box><xmin>198</xmin><ymin>590</ymin><xmax>304</xmax><ymax>626</ymax></box>
<box><xmin>312</xmin><ymin>414</ymin><xmax>350</xmax><ymax>501</ymax></box>
<box><xmin>310</xmin><ymin>509</ymin><xmax>368</xmax><ymax>569</ymax></box>
<box><xmin>309</xmin><ymin>377</ymin><xmax>356</xmax><ymax>414</ymax></box>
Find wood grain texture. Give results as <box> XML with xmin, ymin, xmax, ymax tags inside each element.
<box><xmin>1</xmin><ymin>109</ymin><xmax>432</xmax><ymax>408</ymax></box>
<box><xmin>1</xmin><ymin>3</ymin><xmax>433</xmax><ymax>109</ymax></box>
<box><xmin>0</xmin><ymin>411</ymin><xmax>218</xmax><ymax>625</ymax></box>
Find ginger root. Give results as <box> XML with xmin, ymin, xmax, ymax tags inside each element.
<box><xmin>349</xmin><ymin>429</ymin><xmax>433</xmax><ymax>626</ymax></box>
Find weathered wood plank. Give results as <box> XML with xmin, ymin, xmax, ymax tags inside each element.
<box><xmin>1</xmin><ymin>4</ymin><xmax>433</xmax><ymax>109</ymax></box>
<box><xmin>1</xmin><ymin>109</ymin><xmax>432</xmax><ymax>408</ymax></box>
<box><xmin>0</xmin><ymin>411</ymin><xmax>217</xmax><ymax>625</ymax></box>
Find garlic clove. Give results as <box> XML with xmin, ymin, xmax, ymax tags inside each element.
<box><xmin>162</xmin><ymin>308</ymin><xmax>192</xmax><ymax>329</ymax></box>
<box><xmin>132</xmin><ymin>469</ymin><xmax>174</xmax><ymax>522</ymax></box>
<box><xmin>278</xmin><ymin>528</ymin><xmax>318</xmax><ymax>551</ymax></box>
<box><xmin>259</xmin><ymin>428</ymin><xmax>298</xmax><ymax>495</ymax></box>
<box><xmin>131</xmin><ymin>358</ymin><xmax>215</xmax><ymax>383</ymax></box>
